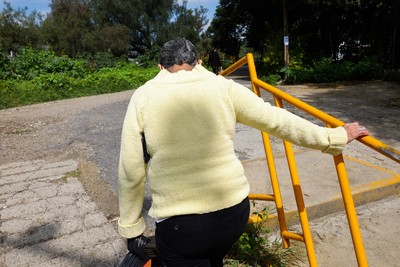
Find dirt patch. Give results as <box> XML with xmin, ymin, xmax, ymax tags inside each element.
<box><xmin>79</xmin><ymin>161</ymin><xmax>119</xmax><ymax>221</ymax></box>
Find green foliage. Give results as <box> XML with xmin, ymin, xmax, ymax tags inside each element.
<box><xmin>3</xmin><ymin>47</ymin><xmax>88</xmax><ymax>80</ymax></box>
<box><xmin>207</xmin><ymin>0</ymin><xmax>246</xmax><ymax>57</ymax></box>
<box><xmin>0</xmin><ymin>79</ymin><xmax>51</xmax><ymax>109</ymax></box>
<box><xmin>133</xmin><ymin>46</ymin><xmax>161</xmax><ymax>67</ymax></box>
<box><xmin>225</xmin><ymin>204</ymin><xmax>302</xmax><ymax>267</ymax></box>
<box><xmin>282</xmin><ymin>57</ymin><xmax>384</xmax><ymax>84</ymax></box>
<box><xmin>167</xmin><ymin>1</ymin><xmax>209</xmax><ymax>46</ymax></box>
<box><xmin>0</xmin><ymin>47</ymin><xmax>11</xmax><ymax>79</ymax></box>
<box><xmin>0</xmin><ymin>2</ymin><xmax>43</xmax><ymax>52</ymax></box>
<box><xmin>32</xmin><ymin>73</ymin><xmax>75</xmax><ymax>95</ymax></box>
<box><xmin>0</xmin><ymin>48</ymin><xmax>159</xmax><ymax>109</ymax></box>
<box><xmin>91</xmin><ymin>52</ymin><xmax>127</xmax><ymax>69</ymax></box>
<box><xmin>351</xmin><ymin>57</ymin><xmax>385</xmax><ymax>80</ymax></box>
<box><xmin>1</xmin><ymin>0</ymin><xmax>209</xmax><ymax>59</ymax></box>
<box><xmin>79</xmin><ymin>64</ymin><xmax>158</xmax><ymax>94</ymax></box>
<box><xmin>260</xmin><ymin>74</ymin><xmax>282</xmax><ymax>85</ymax></box>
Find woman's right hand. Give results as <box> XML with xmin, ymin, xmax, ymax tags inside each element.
<box><xmin>343</xmin><ymin>122</ymin><xmax>370</xmax><ymax>143</ymax></box>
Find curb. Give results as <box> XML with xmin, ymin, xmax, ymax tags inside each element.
<box><xmin>261</xmin><ymin>173</ymin><xmax>400</xmax><ymax>229</ymax></box>
<box><xmin>244</xmin><ymin>153</ymin><xmax>400</xmax><ymax>228</ymax></box>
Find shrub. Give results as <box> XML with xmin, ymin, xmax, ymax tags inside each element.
<box><xmin>6</xmin><ymin>47</ymin><xmax>88</xmax><ymax>80</ymax></box>
<box><xmin>0</xmin><ymin>80</ymin><xmax>55</xmax><ymax>108</ymax></box>
<box><xmin>0</xmin><ymin>62</ymin><xmax>158</xmax><ymax>109</ymax></box>
<box><xmin>225</xmin><ymin>204</ymin><xmax>302</xmax><ymax>267</ymax></box>
<box><xmin>32</xmin><ymin>73</ymin><xmax>76</xmax><ymax>97</ymax></box>
<box><xmin>260</xmin><ymin>74</ymin><xmax>282</xmax><ymax>85</ymax></box>
<box><xmin>90</xmin><ymin>51</ymin><xmax>127</xmax><ymax>69</ymax></box>
<box><xmin>0</xmin><ymin>48</ymin><xmax>11</xmax><ymax>79</ymax></box>
<box><xmin>80</xmin><ymin>64</ymin><xmax>158</xmax><ymax>94</ymax></box>
<box><xmin>352</xmin><ymin>57</ymin><xmax>384</xmax><ymax>80</ymax></box>
<box><xmin>133</xmin><ymin>45</ymin><xmax>161</xmax><ymax>67</ymax></box>
<box><xmin>282</xmin><ymin>57</ymin><xmax>384</xmax><ymax>84</ymax></box>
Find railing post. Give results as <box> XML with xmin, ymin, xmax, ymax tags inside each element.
<box><xmin>334</xmin><ymin>154</ymin><xmax>369</xmax><ymax>267</ymax></box>
<box><xmin>222</xmin><ymin>53</ymin><xmax>399</xmax><ymax>267</ymax></box>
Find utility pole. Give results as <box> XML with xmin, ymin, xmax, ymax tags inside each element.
<box><xmin>283</xmin><ymin>0</ymin><xmax>289</xmax><ymax>79</ymax></box>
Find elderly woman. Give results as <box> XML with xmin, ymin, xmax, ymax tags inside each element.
<box><xmin>118</xmin><ymin>37</ymin><xmax>369</xmax><ymax>267</ymax></box>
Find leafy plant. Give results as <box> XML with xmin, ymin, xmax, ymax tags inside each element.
<box><xmin>282</xmin><ymin>56</ymin><xmax>385</xmax><ymax>84</ymax></box>
<box><xmin>133</xmin><ymin>45</ymin><xmax>161</xmax><ymax>68</ymax></box>
<box><xmin>90</xmin><ymin>52</ymin><xmax>127</xmax><ymax>70</ymax></box>
<box><xmin>0</xmin><ymin>48</ymin><xmax>159</xmax><ymax>109</ymax></box>
<box><xmin>352</xmin><ymin>57</ymin><xmax>384</xmax><ymax>80</ymax></box>
<box><xmin>4</xmin><ymin>47</ymin><xmax>88</xmax><ymax>81</ymax></box>
<box><xmin>225</xmin><ymin>203</ymin><xmax>302</xmax><ymax>267</ymax></box>
<box><xmin>260</xmin><ymin>74</ymin><xmax>282</xmax><ymax>85</ymax></box>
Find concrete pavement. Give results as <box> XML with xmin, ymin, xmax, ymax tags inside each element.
<box><xmin>0</xmin><ymin>160</ymin><xmax>125</xmax><ymax>266</ymax></box>
<box><xmin>1</xmin><ymin>140</ymin><xmax>399</xmax><ymax>266</ymax></box>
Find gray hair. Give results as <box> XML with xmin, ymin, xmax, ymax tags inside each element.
<box><xmin>159</xmin><ymin>38</ymin><xmax>199</xmax><ymax>68</ymax></box>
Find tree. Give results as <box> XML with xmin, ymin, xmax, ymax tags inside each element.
<box><xmin>207</xmin><ymin>0</ymin><xmax>246</xmax><ymax>58</ymax></box>
<box><xmin>1</xmin><ymin>0</ymin><xmax>209</xmax><ymax>59</ymax></box>
<box><xmin>91</xmin><ymin>0</ymin><xmax>174</xmax><ymax>55</ymax></box>
<box><xmin>364</xmin><ymin>0</ymin><xmax>400</xmax><ymax>69</ymax></box>
<box><xmin>165</xmin><ymin>1</ymin><xmax>208</xmax><ymax>47</ymax></box>
<box><xmin>0</xmin><ymin>2</ymin><xmax>43</xmax><ymax>53</ymax></box>
<box><xmin>91</xmin><ymin>0</ymin><xmax>208</xmax><ymax>56</ymax></box>
<box><xmin>209</xmin><ymin>0</ymin><xmax>399</xmax><ymax>70</ymax></box>
<box><xmin>294</xmin><ymin>0</ymin><xmax>399</xmax><ymax>67</ymax></box>
<box><xmin>41</xmin><ymin>0</ymin><xmax>94</xmax><ymax>57</ymax></box>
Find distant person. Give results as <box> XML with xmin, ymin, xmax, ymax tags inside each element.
<box><xmin>117</xmin><ymin>37</ymin><xmax>370</xmax><ymax>267</ymax></box>
<box><xmin>208</xmin><ymin>48</ymin><xmax>222</xmax><ymax>74</ymax></box>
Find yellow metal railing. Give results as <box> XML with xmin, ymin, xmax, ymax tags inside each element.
<box><xmin>221</xmin><ymin>53</ymin><xmax>400</xmax><ymax>267</ymax></box>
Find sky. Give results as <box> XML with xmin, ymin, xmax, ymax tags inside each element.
<box><xmin>0</xmin><ymin>0</ymin><xmax>219</xmax><ymax>23</ymax></box>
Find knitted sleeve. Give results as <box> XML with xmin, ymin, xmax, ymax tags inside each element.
<box><xmin>228</xmin><ymin>81</ymin><xmax>348</xmax><ymax>156</ymax></box>
<box><xmin>118</xmin><ymin>93</ymin><xmax>147</xmax><ymax>238</ymax></box>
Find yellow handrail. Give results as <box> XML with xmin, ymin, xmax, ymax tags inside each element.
<box><xmin>221</xmin><ymin>53</ymin><xmax>399</xmax><ymax>267</ymax></box>
<box><xmin>251</xmin><ymin>78</ymin><xmax>400</xmax><ymax>164</ymax></box>
<box><xmin>222</xmin><ymin>56</ymin><xmax>400</xmax><ymax>164</ymax></box>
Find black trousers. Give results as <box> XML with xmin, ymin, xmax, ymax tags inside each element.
<box><xmin>212</xmin><ymin>67</ymin><xmax>220</xmax><ymax>74</ymax></box>
<box><xmin>155</xmin><ymin>197</ymin><xmax>250</xmax><ymax>267</ymax></box>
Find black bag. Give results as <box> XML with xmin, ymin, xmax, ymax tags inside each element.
<box><xmin>119</xmin><ymin>236</ymin><xmax>166</xmax><ymax>267</ymax></box>
<box><xmin>141</xmin><ymin>132</ymin><xmax>151</xmax><ymax>164</ymax></box>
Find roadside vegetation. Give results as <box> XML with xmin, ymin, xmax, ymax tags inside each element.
<box><xmin>259</xmin><ymin>56</ymin><xmax>387</xmax><ymax>85</ymax></box>
<box><xmin>1</xmin><ymin>46</ymin><xmax>395</xmax><ymax>110</ymax></box>
<box><xmin>225</xmin><ymin>204</ymin><xmax>304</xmax><ymax>267</ymax></box>
<box><xmin>0</xmin><ymin>47</ymin><xmax>158</xmax><ymax>109</ymax></box>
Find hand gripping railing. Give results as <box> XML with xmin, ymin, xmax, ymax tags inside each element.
<box><xmin>220</xmin><ymin>53</ymin><xmax>400</xmax><ymax>267</ymax></box>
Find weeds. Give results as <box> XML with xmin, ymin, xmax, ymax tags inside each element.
<box><xmin>61</xmin><ymin>170</ymin><xmax>81</xmax><ymax>182</ymax></box>
<box><xmin>225</xmin><ymin>202</ymin><xmax>303</xmax><ymax>267</ymax></box>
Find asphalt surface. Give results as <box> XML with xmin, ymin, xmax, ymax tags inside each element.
<box><xmin>1</xmin><ymin>69</ymin><xmax>399</xmax><ymax>266</ymax></box>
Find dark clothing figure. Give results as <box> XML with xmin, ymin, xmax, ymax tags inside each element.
<box><xmin>208</xmin><ymin>49</ymin><xmax>222</xmax><ymax>74</ymax></box>
<box><xmin>155</xmin><ymin>197</ymin><xmax>250</xmax><ymax>267</ymax></box>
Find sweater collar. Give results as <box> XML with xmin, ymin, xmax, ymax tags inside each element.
<box><xmin>151</xmin><ymin>64</ymin><xmax>214</xmax><ymax>84</ymax></box>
